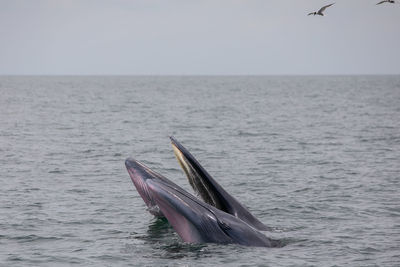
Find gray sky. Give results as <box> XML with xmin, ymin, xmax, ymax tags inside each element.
<box><xmin>1</xmin><ymin>0</ymin><xmax>399</xmax><ymax>75</ymax></box>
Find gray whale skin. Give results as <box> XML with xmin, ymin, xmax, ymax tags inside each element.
<box><xmin>125</xmin><ymin>137</ymin><xmax>278</xmax><ymax>247</ymax></box>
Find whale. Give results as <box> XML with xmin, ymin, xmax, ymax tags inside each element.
<box><xmin>125</xmin><ymin>137</ymin><xmax>268</xmax><ymax>230</ymax></box>
<box><xmin>125</xmin><ymin>158</ymin><xmax>277</xmax><ymax>247</ymax></box>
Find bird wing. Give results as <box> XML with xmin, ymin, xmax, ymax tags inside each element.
<box><xmin>307</xmin><ymin>12</ymin><xmax>314</xmax><ymax>16</ymax></box>
<box><xmin>376</xmin><ymin>0</ymin><xmax>387</xmax><ymax>4</ymax></box>
<box><xmin>318</xmin><ymin>3</ymin><xmax>335</xmax><ymax>13</ymax></box>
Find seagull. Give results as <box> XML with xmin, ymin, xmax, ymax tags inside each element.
<box><xmin>308</xmin><ymin>3</ymin><xmax>335</xmax><ymax>16</ymax></box>
<box><xmin>376</xmin><ymin>0</ymin><xmax>395</xmax><ymax>5</ymax></box>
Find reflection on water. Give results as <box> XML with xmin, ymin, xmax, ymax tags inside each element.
<box><xmin>147</xmin><ymin>217</ymin><xmax>175</xmax><ymax>241</ymax></box>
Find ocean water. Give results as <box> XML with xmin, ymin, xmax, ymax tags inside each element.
<box><xmin>0</xmin><ymin>75</ymin><xmax>399</xmax><ymax>266</ymax></box>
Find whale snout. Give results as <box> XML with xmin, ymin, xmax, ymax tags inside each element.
<box><xmin>125</xmin><ymin>158</ymin><xmax>163</xmax><ymax>216</ymax></box>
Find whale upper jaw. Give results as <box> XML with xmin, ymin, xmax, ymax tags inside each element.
<box><xmin>169</xmin><ymin>136</ymin><xmax>270</xmax><ymax>231</ymax></box>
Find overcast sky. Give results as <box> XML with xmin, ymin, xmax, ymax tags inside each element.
<box><xmin>1</xmin><ymin>0</ymin><xmax>399</xmax><ymax>75</ymax></box>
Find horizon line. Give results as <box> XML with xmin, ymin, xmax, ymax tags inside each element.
<box><xmin>1</xmin><ymin>73</ymin><xmax>399</xmax><ymax>77</ymax></box>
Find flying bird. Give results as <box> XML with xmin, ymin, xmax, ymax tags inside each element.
<box><xmin>308</xmin><ymin>3</ymin><xmax>335</xmax><ymax>16</ymax></box>
<box><xmin>376</xmin><ymin>0</ymin><xmax>395</xmax><ymax>5</ymax></box>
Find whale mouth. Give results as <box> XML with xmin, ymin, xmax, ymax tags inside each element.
<box><xmin>125</xmin><ymin>152</ymin><xmax>276</xmax><ymax>247</ymax></box>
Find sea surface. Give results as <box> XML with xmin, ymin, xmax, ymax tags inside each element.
<box><xmin>0</xmin><ymin>76</ymin><xmax>399</xmax><ymax>266</ymax></box>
